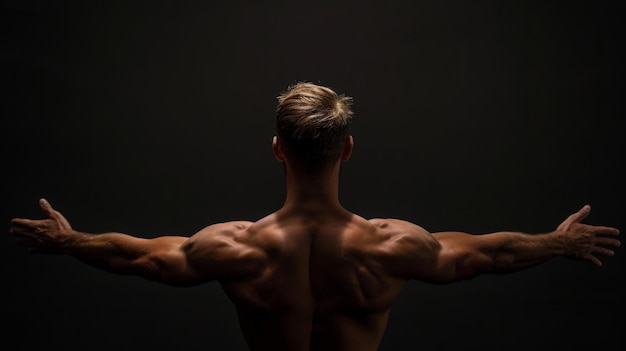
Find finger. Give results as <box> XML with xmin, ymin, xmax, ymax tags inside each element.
<box><xmin>11</xmin><ymin>230</ymin><xmax>44</xmax><ymax>245</ymax></box>
<box><xmin>595</xmin><ymin>237</ymin><xmax>621</xmax><ymax>248</ymax></box>
<box><xmin>10</xmin><ymin>218</ymin><xmax>40</xmax><ymax>228</ymax></box>
<box><xmin>585</xmin><ymin>254</ymin><xmax>602</xmax><ymax>267</ymax></box>
<box><xmin>593</xmin><ymin>247</ymin><xmax>615</xmax><ymax>257</ymax></box>
<box><xmin>592</xmin><ymin>226</ymin><xmax>621</xmax><ymax>236</ymax></box>
<box><xmin>10</xmin><ymin>227</ymin><xmax>35</xmax><ymax>237</ymax></box>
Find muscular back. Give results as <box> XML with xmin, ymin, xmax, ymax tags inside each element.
<box><xmin>182</xmin><ymin>209</ymin><xmax>440</xmax><ymax>351</ymax></box>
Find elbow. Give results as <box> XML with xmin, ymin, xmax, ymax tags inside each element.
<box><xmin>492</xmin><ymin>252</ymin><xmax>515</xmax><ymax>272</ymax></box>
<box><xmin>134</xmin><ymin>256</ymin><xmax>185</xmax><ymax>285</ymax></box>
<box><xmin>453</xmin><ymin>254</ymin><xmax>477</xmax><ymax>281</ymax></box>
<box><xmin>454</xmin><ymin>252</ymin><xmax>502</xmax><ymax>280</ymax></box>
<box><xmin>131</xmin><ymin>255</ymin><xmax>163</xmax><ymax>280</ymax></box>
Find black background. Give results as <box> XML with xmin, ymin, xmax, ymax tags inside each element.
<box><xmin>2</xmin><ymin>1</ymin><xmax>624</xmax><ymax>350</ymax></box>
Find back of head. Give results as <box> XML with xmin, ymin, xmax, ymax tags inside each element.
<box><xmin>276</xmin><ymin>82</ymin><xmax>354</xmax><ymax>171</ymax></box>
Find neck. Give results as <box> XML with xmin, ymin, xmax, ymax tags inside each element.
<box><xmin>281</xmin><ymin>162</ymin><xmax>344</xmax><ymax>212</ymax></box>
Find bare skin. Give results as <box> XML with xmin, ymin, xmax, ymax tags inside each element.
<box><xmin>10</xmin><ymin>136</ymin><xmax>621</xmax><ymax>351</ymax></box>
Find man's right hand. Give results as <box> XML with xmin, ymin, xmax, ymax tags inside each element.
<box><xmin>556</xmin><ymin>205</ymin><xmax>620</xmax><ymax>266</ymax></box>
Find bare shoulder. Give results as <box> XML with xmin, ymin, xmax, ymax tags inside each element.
<box><xmin>193</xmin><ymin>220</ymin><xmax>255</xmax><ymax>237</ymax></box>
<box><xmin>182</xmin><ymin>220</ymin><xmax>262</xmax><ymax>279</ymax></box>
<box><xmin>366</xmin><ymin>218</ymin><xmax>441</xmax><ymax>277</ymax></box>
<box><xmin>356</xmin><ymin>217</ymin><xmax>440</xmax><ymax>256</ymax></box>
<box><xmin>369</xmin><ymin>218</ymin><xmax>429</xmax><ymax>233</ymax></box>
<box><xmin>184</xmin><ymin>220</ymin><xmax>260</xmax><ymax>254</ymax></box>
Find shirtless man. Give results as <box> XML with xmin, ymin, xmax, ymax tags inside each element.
<box><xmin>10</xmin><ymin>82</ymin><xmax>621</xmax><ymax>351</ymax></box>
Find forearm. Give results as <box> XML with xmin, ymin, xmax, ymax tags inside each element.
<box><xmin>433</xmin><ymin>230</ymin><xmax>568</xmax><ymax>280</ymax></box>
<box><xmin>61</xmin><ymin>230</ymin><xmax>185</xmax><ymax>278</ymax></box>
<box><xmin>478</xmin><ymin>231</ymin><xmax>566</xmax><ymax>272</ymax></box>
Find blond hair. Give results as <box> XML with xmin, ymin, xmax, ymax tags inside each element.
<box><xmin>276</xmin><ymin>82</ymin><xmax>353</xmax><ymax>169</ymax></box>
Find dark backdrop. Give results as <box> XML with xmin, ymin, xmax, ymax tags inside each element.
<box><xmin>2</xmin><ymin>1</ymin><xmax>623</xmax><ymax>350</ymax></box>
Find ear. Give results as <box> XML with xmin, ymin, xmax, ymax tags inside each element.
<box><xmin>341</xmin><ymin>135</ymin><xmax>354</xmax><ymax>162</ymax></box>
<box><xmin>272</xmin><ymin>136</ymin><xmax>286</xmax><ymax>162</ymax></box>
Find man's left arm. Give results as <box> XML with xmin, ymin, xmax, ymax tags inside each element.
<box><xmin>10</xmin><ymin>198</ymin><xmax>213</xmax><ymax>286</ymax></box>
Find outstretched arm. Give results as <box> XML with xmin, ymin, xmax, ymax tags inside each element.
<box><xmin>10</xmin><ymin>198</ymin><xmax>207</xmax><ymax>286</ymax></box>
<box><xmin>423</xmin><ymin>205</ymin><xmax>620</xmax><ymax>283</ymax></box>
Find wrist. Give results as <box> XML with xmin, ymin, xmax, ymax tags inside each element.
<box><xmin>60</xmin><ymin>230</ymin><xmax>91</xmax><ymax>254</ymax></box>
<box><xmin>545</xmin><ymin>230</ymin><xmax>568</xmax><ymax>256</ymax></box>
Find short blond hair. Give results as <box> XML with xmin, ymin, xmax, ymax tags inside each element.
<box><xmin>276</xmin><ymin>82</ymin><xmax>353</xmax><ymax>169</ymax></box>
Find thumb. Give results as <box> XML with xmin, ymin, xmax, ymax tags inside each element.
<box><xmin>571</xmin><ymin>204</ymin><xmax>591</xmax><ymax>224</ymax></box>
<box><xmin>39</xmin><ymin>198</ymin><xmax>55</xmax><ymax>218</ymax></box>
<box><xmin>557</xmin><ymin>204</ymin><xmax>591</xmax><ymax>231</ymax></box>
<box><xmin>39</xmin><ymin>198</ymin><xmax>72</xmax><ymax>229</ymax></box>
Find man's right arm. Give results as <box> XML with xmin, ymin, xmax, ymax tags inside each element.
<box><xmin>411</xmin><ymin>205</ymin><xmax>620</xmax><ymax>284</ymax></box>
